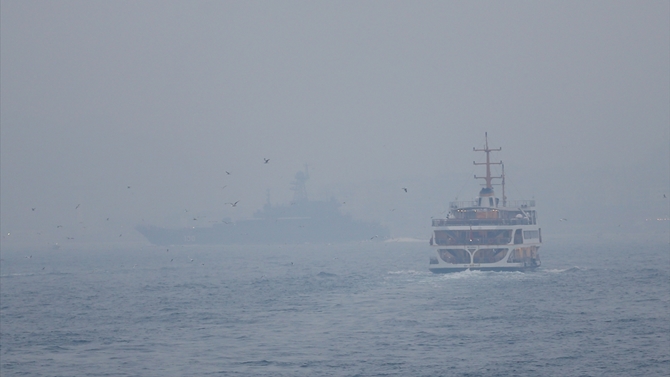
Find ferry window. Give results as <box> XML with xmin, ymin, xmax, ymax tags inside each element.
<box><xmin>439</xmin><ymin>249</ymin><xmax>470</xmax><ymax>264</ymax></box>
<box><xmin>489</xmin><ymin>198</ymin><xmax>493</xmax><ymax>207</ymax></box>
<box><xmin>514</xmin><ymin>229</ymin><xmax>522</xmax><ymax>244</ymax></box>
<box><xmin>434</xmin><ymin>231</ymin><xmax>448</xmax><ymax>245</ymax></box>
<box><xmin>523</xmin><ymin>230</ymin><xmax>539</xmax><ymax>240</ymax></box>
<box><xmin>434</xmin><ymin>230</ymin><xmax>469</xmax><ymax>245</ymax></box>
<box><xmin>473</xmin><ymin>248</ymin><xmax>508</xmax><ymax>263</ymax></box>
<box><xmin>484</xmin><ymin>230</ymin><xmax>511</xmax><ymax>244</ymax></box>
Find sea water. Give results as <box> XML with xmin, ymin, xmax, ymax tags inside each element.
<box><xmin>1</xmin><ymin>238</ymin><xmax>668</xmax><ymax>376</ymax></box>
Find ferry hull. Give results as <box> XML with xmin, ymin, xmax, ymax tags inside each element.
<box><xmin>429</xmin><ymin>242</ymin><xmax>541</xmax><ymax>273</ymax></box>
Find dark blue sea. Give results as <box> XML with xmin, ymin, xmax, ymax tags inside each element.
<box><xmin>1</xmin><ymin>238</ymin><xmax>668</xmax><ymax>376</ymax></box>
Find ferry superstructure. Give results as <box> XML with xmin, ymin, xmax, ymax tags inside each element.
<box><xmin>429</xmin><ymin>133</ymin><xmax>541</xmax><ymax>272</ymax></box>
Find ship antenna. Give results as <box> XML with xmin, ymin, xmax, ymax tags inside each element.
<box><xmin>473</xmin><ymin>132</ymin><xmax>502</xmax><ymax>189</ymax></box>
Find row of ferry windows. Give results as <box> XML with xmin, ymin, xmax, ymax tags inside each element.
<box><xmin>438</xmin><ymin>247</ymin><xmax>540</xmax><ymax>264</ymax></box>
<box><xmin>434</xmin><ymin>229</ymin><xmax>541</xmax><ymax>245</ymax></box>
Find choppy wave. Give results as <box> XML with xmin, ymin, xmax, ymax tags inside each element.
<box><xmin>1</xmin><ymin>243</ymin><xmax>668</xmax><ymax>377</ymax></box>
<box><xmin>386</xmin><ymin>269</ymin><xmax>425</xmax><ymax>275</ymax></box>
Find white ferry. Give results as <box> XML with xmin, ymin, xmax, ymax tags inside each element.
<box><xmin>429</xmin><ymin>133</ymin><xmax>541</xmax><ymax>273</ymax></box>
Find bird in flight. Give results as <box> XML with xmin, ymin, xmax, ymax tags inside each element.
<box><xmin>225</xmin><ymin>171</ymin><xmax>231</xmax><ymax>175</ymax></box>
<box><xmin>31</xmin><ymin>208</ymin><xmax>35</xmax><ymax>211</ymax></box>
<box><xmin>264</xmin><ymin>158</ymin><xmax>270</xmax><ymax>164</ymax></box>
<box><xmin>402</xmin><ymin>187</ymin><xmax>408</xmax><ymax>193</ymax></box>
<box><xmin>559</xmin><ymin>218</ymin><xmax>568</xmax><ymax>222</ymax></box>
<box><xmin>226</xmin><ymin>201</ymin><xmax>240</xmax><ymax>207</ymax></box>
<box><xmin>75</xmin><ymin>204</ymin><xmax>80</xmax><ymax>209</ymax></box>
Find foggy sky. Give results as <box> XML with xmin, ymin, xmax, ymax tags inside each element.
<box><xmin>2</xmin><ymin>1</ymin><xmax>668</xmax><ymax>248</ymax></box>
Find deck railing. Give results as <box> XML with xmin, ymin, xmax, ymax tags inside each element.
<box><xmin>449</xmin><ymin>199</ymin><xmax>535</xmax><ymax>209</ymax></box>
<box><xmin>506</xmin><ymin>200</ymin><xmax>536</xmax><ymax>208</ymax></box>
<box><xmin>432</xmin><ymin>218</ymin><xmax>532</xmax><ymax>226</ymax></box>
<box><xmin>435</xmin><ymin>237</ymin><xmax>512</xmax><ymax>246</ymax></box>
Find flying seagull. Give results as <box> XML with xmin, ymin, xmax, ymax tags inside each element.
<box><xmin>225</xmin><ymin>171</ymin><xmax>231</xmax><ymax>175</ymax></box>
<box><xmin>75</xmin><ymin>204</ymin><xmax>80</xmax><ymax>209</ymax></box>
<box><xmin>226</xmin><ymin>201</ymin><xmax>240</xmax><ymax>207</ymax></box>
<box><xmin>402</xmin><ymin>187</ymin><xmax>408</xmax><ymax>193</ymax></box>
<box><xmin>264</xmin><ymin>158</ymin><xmax>270</xmax><ymax>164</ymax></box>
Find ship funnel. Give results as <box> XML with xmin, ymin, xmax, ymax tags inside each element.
<box><xmin>477</xmin><ymin>187</ymin><xmax>499</xmax><ymax>207</ymax></box>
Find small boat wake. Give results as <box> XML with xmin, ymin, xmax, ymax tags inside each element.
<box><xmin>387</xmin><ymin>269</ymin><xmax>426</xmax><ymax>276</ymax></box>
<box><xmin>545</xmin><ymin>266</ymin><xmax>586</xmax><ymax>274</ymax></box>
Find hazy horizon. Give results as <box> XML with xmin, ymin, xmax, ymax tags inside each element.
<box><xmin>2</xmin><ymin>1</ymin><xmax>668</xmax><ymax>249</ymax></box>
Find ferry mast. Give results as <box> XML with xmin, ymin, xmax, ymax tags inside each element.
<box><xmin>501</xmin><ymin>163</ymin><xmax>507</xmax><ymax>207</ymax></box>
<box><xmin>473</xmin><ymin>132</ymin><xmax>502</xmax><ymax>191</ymax></box>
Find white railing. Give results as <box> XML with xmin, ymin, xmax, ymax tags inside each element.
<box><xmin>449</xmin><ymin>199</ymin><xmax>535</xmax><ymax>209</ymax></box>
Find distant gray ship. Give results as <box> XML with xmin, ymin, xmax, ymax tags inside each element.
<box><xmin>136</xmin><ymin>168</ymin><xmax>389</xmax><ymax>245</ymax></box>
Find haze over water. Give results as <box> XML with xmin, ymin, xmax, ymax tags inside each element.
<box><xmin>1</xmin><ymin>1</ymin><xmax>668</xmax><ymax>248</ymax></box>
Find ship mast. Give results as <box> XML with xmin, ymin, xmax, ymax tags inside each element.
<box><xmin>290</xmin><ymin>165</ymin><xmax>310</xmax><ymax>203</ymax></box>
<box><xmin>501</xmin><ymin>163</ymin><xmax>507</xmax><ymax>207</ymax></box>
<box><xmin>473</xmin><ymin>132</ymin><xmax>502</xmax><ymax>191</ymax></box>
